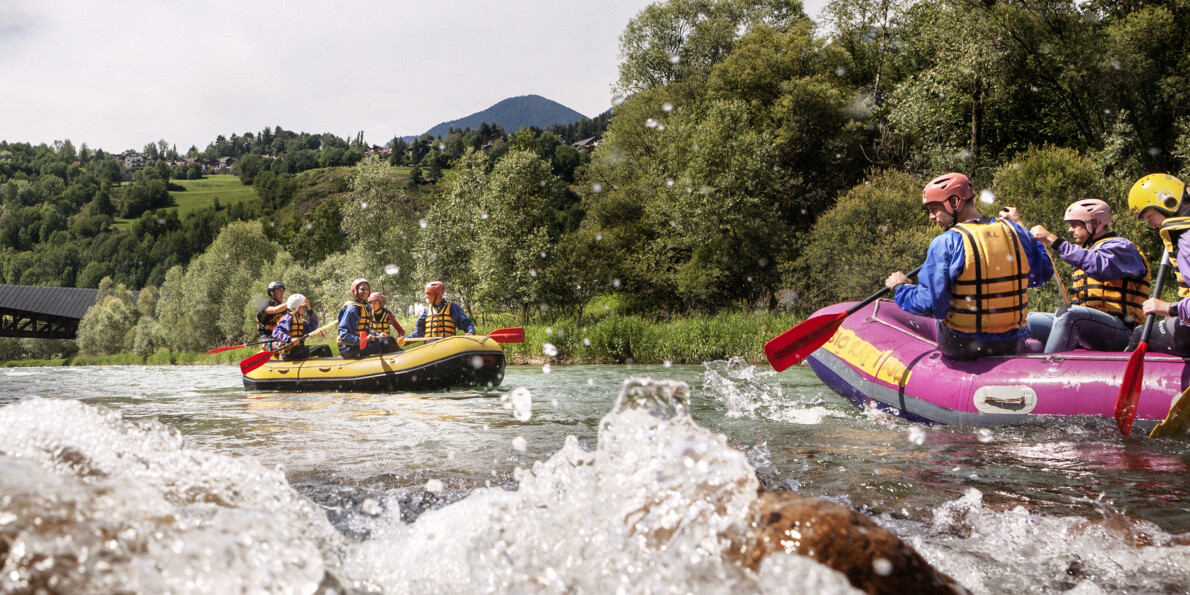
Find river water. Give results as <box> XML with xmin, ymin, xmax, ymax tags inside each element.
<box><xmin>1</xmin><ymin>359</ymin><xmax>1188</xmax><ymax>593</ymax></box>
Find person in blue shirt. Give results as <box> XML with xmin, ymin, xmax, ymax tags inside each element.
<box><xmin>1013</xmin><ymin>199</ymin><xmax>1150</xmax><ymax>353</ymax></box>
<box><xmin>407</xmin><ymin>281</ymin><xmax>476</xmax><ymax>340</ymax></box>
<box><xmin>337</xmin><ymin>278</ymin><xmax>381</xmax><ymax>359</ymax></box>
<box><xmin>885</xmin><ymin>173</ymin><xmax>1054</xmax><ymax>360</ymax></box>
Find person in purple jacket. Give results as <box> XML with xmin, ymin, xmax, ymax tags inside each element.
<box><xmin>1127</xmin><ymin>173</ymin><xmax>1190</xmax><ymax>355</ymax></box>
<box><xmin>272</xmin><ymin>294</ymin><xmax>333</xmax><ymax>361</ymax></box>
<box><xmin>1016</xmin><ymin>199</ymin><xmax>1150</xmax><ymax>353</ymax></box>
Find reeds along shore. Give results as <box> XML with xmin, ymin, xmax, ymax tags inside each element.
<box><xmin>2</xmin><ymin>312</ymin><xmax>805</xmax><ymax>367</ymax></box>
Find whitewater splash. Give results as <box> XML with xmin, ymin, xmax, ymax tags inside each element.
<box><xmin>703</xmin><ymin>358</ymin><xmax>841</xmax><ymax>424</ymax></box>
<box><xmin>0</xmin><ymin>398</ymin><xmax>344</xmax><ymax>593</ymax></box>
<box><xmin>1</xmin><ymin>380</ymin><xmax>1188</xmax><ymax>594</ymax></box>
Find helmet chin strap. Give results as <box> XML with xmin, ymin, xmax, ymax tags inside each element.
<box><xmin>943</xmin><ymin>197</ymin><xmax>960</xmax><ymax>230</ymax></box>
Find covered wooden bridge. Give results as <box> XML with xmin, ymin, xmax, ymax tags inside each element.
<box><xmin>0</xmin><ymin>284</ymin><xmax>103</xmax><ymax>339</ymax></box>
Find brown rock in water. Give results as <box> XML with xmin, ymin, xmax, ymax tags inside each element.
<box><xmin>743</xmin><ymin>491</ymin><xmax>968</xmax><ymax>595</ymax></box>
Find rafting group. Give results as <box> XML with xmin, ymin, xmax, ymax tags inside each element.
<box><xmin>880</xmin><ymin>172</ymin><xmax>1187</xmax><ymax>361</ymax></box>
<box><xmin>255</xmin><ymin>278</ymin><xmax>476</xmax><ymax>362</ymax></box>
<box><xmin>765</xmin><ymin>172</ymin><xmax>1190</xmax><ymax>436</ymax></box>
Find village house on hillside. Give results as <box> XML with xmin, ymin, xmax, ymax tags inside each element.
<box><xmin>572</xmin><ymin>137</ymin><xmax>598</xmax><ymax>152</ymax></box>
<box><xmin>120</xmin><ymin>151</ymin><xmax>146</xmax><ymax>169</ymax></box>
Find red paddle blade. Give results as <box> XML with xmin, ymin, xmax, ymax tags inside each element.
<box><xmin>240</xmin><ymin>350</ymin><xmax>276</xmax><ymax>375</ymax></box>
<box><xmin>764</xmin><ymin>312</ymin><xmax>847</xmax><ymax>372</ymax></box>
<box><xmin>486</xmin><ymin>327</ymin><xmax>525</xmax><ymax>343</ymax></box>
<box><xmin>206</xmin><ymin>343</ymin><xmax>247</xmax><ymax>354</ymax></box>
<box><xmin>1115</xmin><ymin>342</ymin><xmax>1147</xmax><ymax>437</ymax></box>
<box><xmin>359</xmin><ymin>332</ymin><xmax>368</xmax><ymax>350</ymax></box>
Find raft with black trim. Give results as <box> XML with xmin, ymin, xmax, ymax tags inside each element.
<box><xmin>804</xmin><ymin>299</ymin><xmax>1189</xmax><ymax>430</ymax></box>
<box><xmin>242</xmin><ymin>335</ymin><xmax>505</xmax><ymax>392</ymax></box>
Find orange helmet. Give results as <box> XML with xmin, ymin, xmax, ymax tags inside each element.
<box><xmin>923</xmin><ymin>173</ymin><xmax>975</xmax><ymax>215</ymax></box>
<box><xmin>367</xmin><ymin>291</ymin><xmax>386</xmax><ymax>307</ymax></box>
<box><xmin>425</xmin><ymin>281</ymin><xmax>445</xmax><ymax>302</ymax></box>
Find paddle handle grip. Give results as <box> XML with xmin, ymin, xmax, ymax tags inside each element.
<box><xmin>846</xmin><ymin>264</ymin><xmax>924</xmax><ymax>316</ymax></box>
<box><xmin>1138</xmin><ymin>249</ymin><xmax>1172</xmax><ymax>345</ymax></box>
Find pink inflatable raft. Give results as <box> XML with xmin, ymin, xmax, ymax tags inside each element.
<box><xmin>803</xmin><ymin>299</ymin><xmax>1188</xmax><ymax>429</ymax></box>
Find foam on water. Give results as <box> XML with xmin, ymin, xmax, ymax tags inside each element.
<box><xmin>703</xmin><ymin>358</ymin><xmax>840</xmax><ymax>424</ymax></box>
<box><xmin>876</xmin><ymin>488</ymin><xmax>1190</xmax><ymax>594</ymax></box>
<box><xmin>0</xmin><ymin>397</ymin><xmax>344</xmax><ymax>593</ymax></box>
<box><xmin>341</xmin><ymin>378</ymin><xmax>859</xmax><ymax>593</ymax></box>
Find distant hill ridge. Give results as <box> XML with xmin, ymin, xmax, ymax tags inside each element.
<box><xmin>415</xmin><ymin>95</ymin><xmax>588</xmax><ymax>140</ymax></box>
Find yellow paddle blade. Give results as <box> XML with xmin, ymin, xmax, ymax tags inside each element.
<box><xmin>1150</xmin><ymin>386</ymin><xmax>1190</xmax><ymax>438</ymax></box>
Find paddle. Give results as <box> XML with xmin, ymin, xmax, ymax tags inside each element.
<box><xmin>1150</xmin><ymin>386</ymin><xmax>1190</xmax><ymax>438</ymax></box>
<box><xmin>401</xmin><ymin>327</ymin><xmax>526</xmax><ymax>344</ymax></box>
<box><xmin>239</xmin><ymin>320</ymin><xmax>337</xmax><ymax>375</ymax></box>
<box><xmin>1114</xmin><ymin>249</ymin><xmax>1171</xmax><ymax>437</ymax></box>
<box><xmin>765</xmin><ymin>266</ymin><xmax>922</xmax><ymax>372</ymax></box>
<box><xmin>206</xmin><ymin>337</ymin><xmax>272</xmax><ymax>354</ymax></box>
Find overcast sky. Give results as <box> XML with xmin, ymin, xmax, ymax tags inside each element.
<box><xmin>0</xmin><ymin>0</ymin><xmax>828</xmax><ymax>153</ymax></box>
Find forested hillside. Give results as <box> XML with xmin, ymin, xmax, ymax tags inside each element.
<box><xmin>7</xmin><ymin>0</ymin><xmax>1190</xmax><ymax>360</ymax></box>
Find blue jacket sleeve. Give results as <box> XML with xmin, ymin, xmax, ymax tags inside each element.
<box><xmin>408</xmin><ymin>309</ymin><xmax>429</xmax><ymax>339</ymax></box>
<box><xmin>1002</xmin><ymin>219</ymin><xmax>1053</xmax><ymax>288</ymax></box>
<box><xmin>451</xmin><ymin>303</ymin><xmax>477</xmax><ymax>334</ymax></box>
<box><xmin>894</xmin><ymin>231</ymin><xmax>964</xmax><ymax>319</ymax></box>
<box><xmin>337</xmin><ymin>305</ymin><xmax>359</xmax><ymax>347</ymax></box>
<box><xmin>1056</xmin><ymin>237</ymin><xmax>1147</xmax><ymax>281</ymax></box>
<box><xmin>273</xmin><ymin>315</ymin><xmax>293</xmax><ymax>343</ymax></box>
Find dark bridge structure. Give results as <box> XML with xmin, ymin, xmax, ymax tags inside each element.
<box><xmin>0</xmin><ymin>284</ymin><xmax>103</xmax><ymax>340</ymax></box>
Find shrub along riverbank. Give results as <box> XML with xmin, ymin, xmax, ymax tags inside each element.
<box><xmin>0</xmin><ymin>311</ymin><xmax>805</xmax><ymax>368</ymax></box>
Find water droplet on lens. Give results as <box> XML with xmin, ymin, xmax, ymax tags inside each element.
<box><xmin>663</xmin><ymin>360</ymin><xmax>672</xmax><ymax>368</ymax></box>
<box><xmin>361</xmin><ymin>202</ymin><xmax>368</xmax><ymax>209</ymax></box>
<box><xmin>508</xmin><ymin>387</ymin><xmax>532</xmax><ymax>421</ymax></box>
<box><xmin>908</xmin><ymin>427</ymin><xmax>926</xmax><ymax>445</ymax></box>
<box><xmin>512</xmin><ymin>436</ymin><xmax>527</xmax><ymax>452</ymax></box>
<box><xmin>425</xmin><ymin>479</ymin><xmax>444</xmax><ymax>493</ymax></box>
<box><xmin>873</xmin><ymin>557</ymin><xmax>893</xmax><ymax>576</ymax></box>
<box><xmin>419</xmin><ymin>218</ymin><xmax>428</xmax><ymax>228</ymax></box>
<box><xmin>582</xmin><ymin>338</ymin><xmax>591</xmax><ymax>346</ymax></box>
<box><xmin>384</xmin><ymin>264</ymin><xmax>399</xmax><ymax>275</ymax></box>
<box><xmin>646</xmin><ymin>118</ymin><xmax>658</xmax><ymax>128</ymax></box>
<box><xmin>612</xmin><ymin>95</ymin><xmax>626</xmax><ymax>106</ymax></box>
<box><xmin>976</xmin><ymin>428</ymin><xmax>993</xmax><ymax>443</ymax></box>
<box><xmin>591</xmin><ymin>183</ymin><xmax>602</xmax><ymax>193</ymax></box>
<box><xmin>668</xmin><ymin>51</ymin><xmax>680</xmax><ymax>64</ymax></box>
<box><xmin>543</xmin><ymin>343</ymin><xmax>558</xmax><ymax>357</ymax></box>
<box><xmin>662</xmin><ymin>102</ymin><xmax>673</xmax><ymax>112</ymax></box>
<box><xmin>979</xmin><ymin>189</ymin><xmax>995</xmax><ymax>204</ymax></box>
<box><xmin>542</xmin><ymin>363</ymin><xmax>551</xmax><ymax>374</ymax></box>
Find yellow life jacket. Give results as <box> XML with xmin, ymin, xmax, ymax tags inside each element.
<box><xmin>425</xmin><ymin>300</ymin><xmax>457</xmax><ymax>338</ymax></box>
<box><xmin>337</xmin><ymin>300</ymin><xmax>372</xmax><ymax>348</ymax></box>
<box><xmin>946</xmin><ymin>219</ymin><xmax>1031</xmax><ymax>335</ymax></box>
<box><xmin>370</xmin><ymin>307</ymin><xmax>394</xmax><ymax>334</ymax></box>
<box><xmin>1069</xmin><ymin>233</ymin><xmax>1150</xmax><ymax>323</ymax></box>
<box><xmin>285</xmin><ymin>310</ymin><xmax>307</xmax><ymax>340</ymax></box>
<box><xmin>1159</xmin><ymin>216</ymin><xmax>1190</xmax><ymax>298</ymax></box>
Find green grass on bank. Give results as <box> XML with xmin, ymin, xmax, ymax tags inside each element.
<box><xmin>1</xmin><ymin>312</ymin><xmax>805</xmax><ymax>368</ymax></box>
<box><xmin>168</xmin><ymin>174</ymin><xmax>259</xmax><ymax>217</ymax></box>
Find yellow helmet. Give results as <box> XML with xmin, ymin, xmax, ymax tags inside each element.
<box><xmin>1128</xmin><ymin>173</ymin><xmax>1186</xmax><ymax>218</ymax></box>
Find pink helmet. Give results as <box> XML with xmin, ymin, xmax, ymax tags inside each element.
<box><xmin>1063</xmin><ymin>199</ymin><xmax>1111</xmax><ymax>231</ymax></box>
<box><xmin>425</xmin><ymin>281</ymin><xmax>445</xmax><ymax>302</ymax></box>
<box><xmin>923</xmin><ymin>173</ymin><xmax>975</xmax><ymax>214</ymax></box>
<box><xmin>367</xmin><ymin>291</ymin><xmax>386</xmax><ymax>306</ymax></box>
<box><xmin>350</xmin><ymin>278</ymin><xmax>370</xmax><ymax>294</ymax></box>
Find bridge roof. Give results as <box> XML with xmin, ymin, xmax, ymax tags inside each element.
<box><xmin>0</xmin><ymin>285</ymin><xmax>101</xmax><ymax>320</ymax></box>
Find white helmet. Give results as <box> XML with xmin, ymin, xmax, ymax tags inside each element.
<box><xmin>286</xmin><ymin>293</ymin><xmax>308</xmax><ymax>311</ymax></box>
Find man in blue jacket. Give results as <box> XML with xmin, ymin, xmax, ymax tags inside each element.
<box><xmin>885</xmin><ymin>173</ymin><xmax>1054</xmax><ymax>360</ymax></box>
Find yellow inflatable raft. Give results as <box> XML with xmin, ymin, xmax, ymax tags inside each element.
<box><xmin>242</xmin><ymin>335</ymin><xmax>505</xmax><ymax>392</ymax></box>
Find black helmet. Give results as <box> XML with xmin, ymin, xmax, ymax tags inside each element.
<box><xmin>267</xmin><ymin>281</ymin><xmax>286</xmax><ymax>294</ymax></box>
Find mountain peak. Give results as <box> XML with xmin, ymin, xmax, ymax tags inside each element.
<box><xmin>419</xmin><ymin>95</ymin><xmax>588</xmax><ymax>139</ymax></box>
